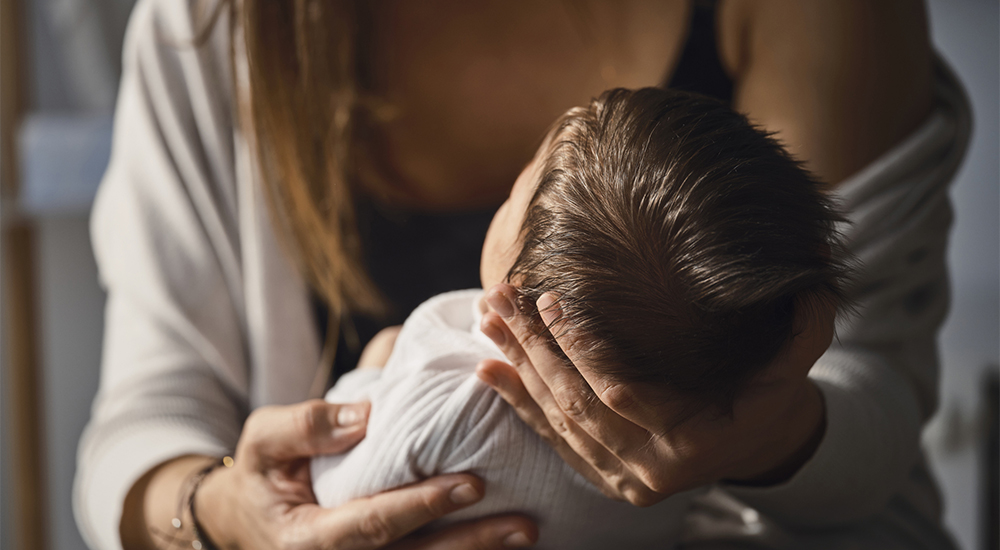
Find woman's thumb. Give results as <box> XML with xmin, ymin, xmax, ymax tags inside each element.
<box><xmin>241</xmin><ymin>400</ymin><xmax>370</xmax><ymax>465</ymax></box>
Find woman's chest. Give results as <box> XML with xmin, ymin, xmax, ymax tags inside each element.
<box><xmin>366</xmin><ymin>1</ymin><xmax>689</xmax><ymax>209</ymax></box>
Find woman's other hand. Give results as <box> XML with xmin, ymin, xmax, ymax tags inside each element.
<box><xmin>123</xmin><ymin>400</ymin><xmax>536</xmax><ymax>549</ymax></box>
<box><xmin>477</xmin><ymin>283</ymin><xmax>832</xmax><ymax>507</ymax></box>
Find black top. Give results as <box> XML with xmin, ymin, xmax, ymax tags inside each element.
<box><xmin>313</xmin><ymin>200</ymin><xmax>496</xmax><ymax>387</ymax></box>
<box><xmin>666</xmin><ymin>0</ymin><xmax>734</xmax><ymax>104</ymax></box>
<box><xmin>315</xmin><ymin>0</ymin><xmax>734</xmax><ymax>388</ymax></box>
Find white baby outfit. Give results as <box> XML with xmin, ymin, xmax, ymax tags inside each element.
<box><xmin>312</xmin><ymin>289</ymin><xmax>693</xmax><ymax>549</ymax></box>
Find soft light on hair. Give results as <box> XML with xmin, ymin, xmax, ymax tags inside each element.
<box><xmin>241</xmin><ymin>0</ymin><xmax>386</xmax><ymax>318</ymax></box>
<box><xmin>509</xmin><ymin>88</ymin><xmax>851</xmax><ymax>415</ymax></box>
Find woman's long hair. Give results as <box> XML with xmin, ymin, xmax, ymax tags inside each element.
<box><xmin>239</xmin><ymin>0</ymin><xmax>384</xmax><ymax>318</ymax></box>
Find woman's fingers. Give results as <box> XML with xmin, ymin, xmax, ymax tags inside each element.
<box><xmin>241</xmin><ymin>400</ymin><xmax>370</xmax><ymax>468</ymax></box>
<box><xmin>314</xmin><ymin>474</ymin><xmax>531</xmax><ymax>550</ymax></box>
<box><xmin>476</xmin><ymin>359</ymin><xmax>619</xmax><ymax>497</ymax></box>
<box><xmin>479</xmin><ymin>294</ymin><xmax>667</xmax><ymax>503</ymax></box>
<box><xmin>483</xmin><ymin>285</ymin><xmax>679</xmax><ymax>502</ymax></box>
<box><xmin>212</xmin><ymin>401</ymin><xmax>538</xmax><ymax>550</ymax></box>
<box><xmin>476</xmin><ymin>359</ymin><xmax>563</xmax><ymax>448</ymax></box>
<box><xmin>480</xmin><ymin>310</ymin><xmax>600</xmax><ymax>448</ymax></box>
<box><xmin>533</xmin><ymin>293</ymin><xmax>661</xmax><ymax>435</ymax></box>
<box><xmin>483</xmin><ymin>287</ymin><xmax>654</xmax><ymax>462</ymax></box>
<box><xmin>388</xmin><ymin>515</ymin><xmax>538</xmax><ymax>550</ymax></box>
<box><xmin>477</xmin><ymin>352</ymin><xmax>664</xmax><ymax>504</ymax></box>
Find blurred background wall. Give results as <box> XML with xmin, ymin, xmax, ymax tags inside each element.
<box><xmin>2</xmin><ymin>3</ymin><xmax>136</xmax><ymax>549</ymax></box>
<box><xmin>923</xmin><ymin>2</ymin><xmax>999</xmax><ymax>549</ymax></box>
<box><xmin>0</xmin><ymin>1</ymin><xmax>996</xmax><ymax>549</ymax></box>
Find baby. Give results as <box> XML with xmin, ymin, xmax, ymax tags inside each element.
<box><xmin>312</xmin><ymin>88</ymin><xmax>847</xmax><ymax>549</ymax></box>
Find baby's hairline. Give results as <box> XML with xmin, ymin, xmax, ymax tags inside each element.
<box><xmin>499</xmin><ymin>87</ymin><xmax>851</xmax><ymax>415</ymax></box>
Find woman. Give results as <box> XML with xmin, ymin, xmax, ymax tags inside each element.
<box><xmin>76</xmin><ymin>0</ymin><xmax>958</xmax><ymax>548</ymax></box>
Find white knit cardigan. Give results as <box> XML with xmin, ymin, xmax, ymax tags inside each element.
<box><xmin>75</xmin><ymin>1</ymin><xmax>969</xmax><ymax>549</ymax></box>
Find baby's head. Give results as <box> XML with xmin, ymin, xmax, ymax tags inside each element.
<box><xmin>481</xmin><ymin>88</ymin><xmax>849</xmax><ymax>414</ymax></box>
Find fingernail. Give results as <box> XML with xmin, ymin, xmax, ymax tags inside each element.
<box><xmin>480</xmin><ymin>317</ymin><xmax>506</xmax><ymax>346</ymax></box>
<box><xmin>476</xmin><ymin>365</ymin><xmax>497</xmax><ymax>387</ymax></box>
<box><xmin>487</xmin><ymin>289</ymin><xmax>516</xmax><ymax>319</ymax></box>
<box><xmin>449</xmin><ymin>483</ymin><xmax>482</xmax><ymax>505</ymax></box>
<box><xmin>330</xmin><ymin>424</ymin><xmax>365</xmax><ymax>440</ymax></box>
<box><xmin>503</xmin><ymin>531</ymin><xmax>533</xmax><ymax>548</ymax></box>
<box><xmin>536</xmin><ymin>293</ymin><xmax>560</xmax><ymax>324</ymax></box>
<box><xmin>337</xmin><ymin>403</ymin><xmax>367</xmax><ymax>427</ymax></box>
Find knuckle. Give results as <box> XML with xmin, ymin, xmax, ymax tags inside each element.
<box><xmin>600</xmin><ymin>383</ymin><xmax>635</xmax><ymax>412</ymax></box>
<box><xmin>505</xmin><ymin>343</ymin><xmax>528</xmax><ymax>367</ymax></box>
<box><xmin>355</xmin><ymin>508</ymin><xmax>396</xmax><ymax>547</ymax></box>
<box><xmin>240</xmin><ymin>406</ymin><xmax>273</xmax><ymax>449</ymax></box>
<box><xmin>609</xmin><ymin>471</ymin><xmax>633</xmax><ymax>498</ymax></box>
<box><xmin>625</xmin><ymin>486</ymin><xmax>666</xmax><ymax>508</ymax></box>
<box><xmin>554</xmin><ymin>389</ymin><xmax>590</xmax><ymax>422</ymax></box>
<box><xmin>606</xmin><ymin>469</ymin><xmax>669</xmax><ymax>507</ymax></box>
<box><xmin>244</xmin><ymin>406</ymin><xmax>270</xmax><ymax>433</ymax></box>
<box><xmin>640</xmin><ymin>469</ymin><xmax>677</xmax><ymax>496</ymax></box>
<box><xmin>419</xmin><ymin>486</ymin><xmax>451</xmax><ymax>518</ymax></box>
<box><xmin>602</xmin><ymin>436</ymin><xmax>632</xmax><ymax>460</ymax></box>
<box><xmin>594</xmin><ymin>478</ymin><xmax>626</xmax><ymax>501</ymax></box>
<box><xmin>294</xmin><ymin>401</ymin><xmax>327</xmax><ymax>441</ymax></box>
<box><xmin>606</xmin><ymin>473</ymin><xmax>659</xmax><ymax>507</ymax></box>
<box><xmin>550</xmin><ymin>414</ymin><xmax>574</xmax><ymax>439</ymax></box>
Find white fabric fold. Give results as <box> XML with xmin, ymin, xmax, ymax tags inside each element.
<box><xmin>312</xmin><ymin>290</ymin><xmax>694</xmax><ymax>550</ymax></box>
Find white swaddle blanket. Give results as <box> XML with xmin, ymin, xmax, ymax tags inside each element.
<box><xmin>312</xmin><ymin>289</ymin><xmax>694</xmax><ymax>550</ymax></box>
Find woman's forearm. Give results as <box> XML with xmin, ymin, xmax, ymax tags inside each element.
<box><xmin>120</xmin><ymin>455</ymin><xmax>217</xmax><ymax>549</ymax></box>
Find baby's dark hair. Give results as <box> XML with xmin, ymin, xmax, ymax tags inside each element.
<box><xmin>507</xmin><ymin>88</ymin><xmax>850</xmax><ymax>415</ymax></box>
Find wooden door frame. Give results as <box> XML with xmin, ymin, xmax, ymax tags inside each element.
<box><xmin>2</xmin><ymin>0</ymin><xmax>49</xmax><ymax>548</ymax></box>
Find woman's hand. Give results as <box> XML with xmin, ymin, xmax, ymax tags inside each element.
<box><xmin>476</xmin><ymin>283</ymin><xmax>832</xmax><ymax>506</ymax></box>
<box><xmin>196</xmin><ymin>399</ymin><xmax>537</xmax><ymax>549</ymax></box>
<box><xmin>123</xmin><ymin>399</ymin><xmax>536</xmax><ymax>549</ymax></box>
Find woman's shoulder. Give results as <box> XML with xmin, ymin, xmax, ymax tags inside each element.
<box><xmin>726</xmin><ymin>0</ymin><xmax>933</xmax><ymax>184</ymax></box>
<box><xmin>123</xmin><ymin>0</ymin><xmax>235</xmax><ymax>99</ymax></box>
<box><xmin>129</xmin><ymin>0</ymin><xmax>230</xmax><ymax>46</ymax></box>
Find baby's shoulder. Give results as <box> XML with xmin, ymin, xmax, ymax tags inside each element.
<box><xmin>368</xmin><ymin>357</ymin><xmax>514</xmax><ymax>469</ymax></box>
<box><xmin>383</xmin><ymin>289</ymin><xmax>501</xmax><ymax>378</ymax></box>
<box><xmin>343</xmin><ymin>289</ymin><xmax>516</xmax><ymax>468</ymax></box>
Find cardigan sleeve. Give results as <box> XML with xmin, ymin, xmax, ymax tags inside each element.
<box><xmin>74</xmin><ymin>1</ymin><xmax>250</xmax><ymax>548</ymax></box>
<box><xmin>720</xmin><ymin>59</ymin><xmax>971</xmax><ymax>528</ymax></box>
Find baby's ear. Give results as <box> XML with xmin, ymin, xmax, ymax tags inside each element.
<box><xmin>792</xmin><ymin>290</ymin><xmax>840</xmax><ymax>338</ymax></box>
<box><xmin>776</xmin><ymin>293</ymin><xmax>837</xmax><ymax>380</ymax></box>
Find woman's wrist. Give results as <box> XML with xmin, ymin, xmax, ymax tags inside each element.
<box><xmin>191</xmin><ymin>459</ymin><xmax>234</xmax><ymax>549</ymax></box>
<box><xmin>728</xmin><ymin>380</ymin><xmax>827</xmax><ymax>487</ymax></box>
<box><xmin>120</xmin><ymin>455</ymin><xmax>219</xmax><ymax>549</ymax></box>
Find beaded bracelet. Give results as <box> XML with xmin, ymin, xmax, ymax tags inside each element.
<box><xmin>150</xmin><ymin>456</ymin><xmax>234</xmax><ymax>550</ymax></box>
